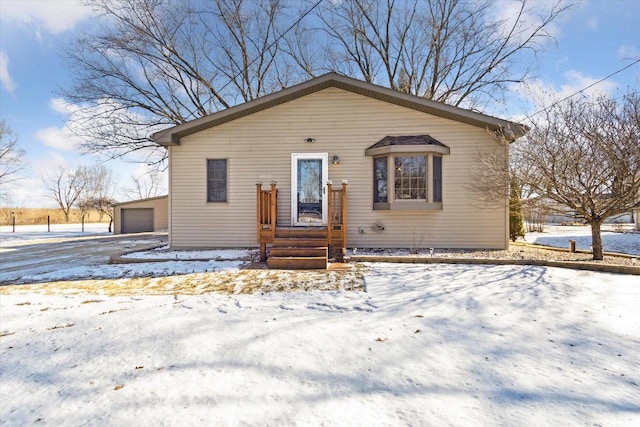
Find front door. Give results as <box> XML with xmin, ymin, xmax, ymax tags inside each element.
<box><xmin>291</xmin><ymin>153</ymin><xmax>328</xmax><ymax>226</ymax></box>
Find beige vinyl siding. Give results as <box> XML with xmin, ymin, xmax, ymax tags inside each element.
<box><xmin>169</xmin><ymin>87</ymin><xmax>508</xmax><ymax>249</ymax></box>
<box><xmin>114</xmin><ymin>196</ymin><xmax>168</xmax><ymax>234</ymax></box>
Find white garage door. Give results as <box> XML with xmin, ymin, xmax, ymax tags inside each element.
<box><xmin>121</xmin><ymin>208</ymin><xmax>154</xmax><ymax>233</ymax></box>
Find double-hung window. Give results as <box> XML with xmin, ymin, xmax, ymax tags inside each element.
<box><xmin>394</xmin><ymin>156</ymin><xmax>427</xmax><ymax>200</ymax></box>
<box><xmin>366</xmin><ymin>135</ymin><xmax>449</xmax><ymax>210</ymax></box>
<box><xmin>207</xmin><ymin>159</ymin><xmax>227</xmax><ymax>202</ymax></box>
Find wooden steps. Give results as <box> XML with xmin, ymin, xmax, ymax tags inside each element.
<box><xmin>267</xmin><ymin>227</ymin><xmax>329</xmax><ymax>270</ymax></box>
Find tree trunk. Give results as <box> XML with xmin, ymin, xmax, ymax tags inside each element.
<box><xmin>590</xmin><ymin>221</ymin><xmax>604</xmax><ymax>260</ymax></box>
<box><xmin>108</xmin><ymin>219</ymin><xmax>113</xmax><ymax>233</ymax></box>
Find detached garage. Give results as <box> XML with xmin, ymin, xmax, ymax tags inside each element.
<box><xmin>113</xmin><ymin>195</ymin><xmax>168</xmax><ymax>234</ymax></box>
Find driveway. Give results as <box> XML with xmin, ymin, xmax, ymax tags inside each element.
<box><xmin>0</xmin><ymin>233</ymin><xmax>167</xmax><ymax>286</ymax></box>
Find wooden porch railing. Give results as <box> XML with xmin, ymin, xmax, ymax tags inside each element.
<box><xmin>327</xmin><ymin>180</ymin><xmax>348</xmax><ymax>254</ymax></box>
<box><xmin>256</xmin><ymin>182</ymin><xmax>277</xmax><ymax>261</ymax></box>
<box><xmin>256</xmin><ymin>180</ymin><xmax>347</xmax><ymax>263</ymax></box>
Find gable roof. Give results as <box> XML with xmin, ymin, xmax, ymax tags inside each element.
<box><xmin>152</xmin><ymin>72</ymin><xmax>526</xmax><ymax>146</ymax></box>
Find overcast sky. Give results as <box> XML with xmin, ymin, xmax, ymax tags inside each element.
<box><xmin>1</xmin><ymin>0</ymin><xmax>639</xmax><ymax>208</ymax></box>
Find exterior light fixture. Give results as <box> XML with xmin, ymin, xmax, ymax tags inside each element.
<box><xmin>305</xmin><ymin>137</ymin><xmax>316</xmax><ymax>143</ymax></box>
<box><xmin>332</xmin><ymin>155</ymin><xmax>340</xmax><ymax>164</ymax></box>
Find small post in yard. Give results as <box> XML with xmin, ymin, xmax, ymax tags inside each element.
<box><xmin>47</xmin><ymin>215</ymin><xmax>50</xmax><ymax>232</ymax></box>
<box><xmin>569</xmin><ymin>240</ymin><xmax>576</xmax><ymax>253</ymax></box>
<box><xmin>12</xmin><ymin>213</ymin><xmax>15</xmax><ymax>232</ymax></box>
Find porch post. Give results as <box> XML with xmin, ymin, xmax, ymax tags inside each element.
<box><xmin>341</xmin><ymin>181</ymin><xmax>348</xmax><ymax>252</ymax></box>
<box><xmin>270</xmin><ymin>182</ymin><xmax>277</xmax><ymax>241</ymax></box>
<box><xmin>326</xmin><ymin>181</ymin><xmax>333</xmax><ymax>246</ymax></box>
<box><xmin>256</xmin><ymin>182</ymin><xmax>266</xmax><ymax>262</ymax></box>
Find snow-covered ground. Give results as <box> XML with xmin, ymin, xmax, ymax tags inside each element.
<box><xmin>525</xmin><ymin>224</ymin><xmax>640</xmax><ymax>255</ymax></box>
<box><xmin>1</xmin><ymin>225</ymin><xmax>639</xmax><ymax>424</ymax></box>
<box><xmin>0</xmin><ymin>223</ymin><xmax>112</xmax><ymax>246</ymax></box>
<box><xmin>1</xmin><ymin>263</ymin><xmax>639</xmax><ymax>426</ymax></box>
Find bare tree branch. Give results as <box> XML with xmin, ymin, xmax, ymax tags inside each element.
<box><xmin>319</xmin><ymin>0</ymin><xmax>571</xmax><ymax>108</ymax></box>
<box><xmin>0</xmin><ymin>120</ymin><xmax>26</xmax><ymax>190</ymax></box>
<box><xmin>42</xmin><ymin>165</ymin><xmax>89</xmax><ymax>222</ymax></box>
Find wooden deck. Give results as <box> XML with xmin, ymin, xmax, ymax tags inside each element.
<box><xmin>256</xmin><ymin>182</ymin><xmax>347</xmax><ymax>269</ymax></box>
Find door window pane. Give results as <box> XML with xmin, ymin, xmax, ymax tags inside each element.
<box><xmin>297</xmin><ymin>159</ymin><xmax>322</xmax><ymax>223</ymax></box>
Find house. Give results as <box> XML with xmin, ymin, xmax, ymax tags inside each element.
<box><xmin>113</xmin><ymin>195</ymin><xmax>168</xmax><ymax>234</ymax></box>
<box><xmin>152</xmin><ymin>73</ymin><xmax>525</xmax><ymax>268</ymax></box>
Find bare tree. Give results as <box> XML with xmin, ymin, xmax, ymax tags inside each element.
<box><xmin>519</xmin><ymin>92</ymin><xmax>640</xmax><ymax>260</ymax></box>
<box><xmin>470</xmin><ymin>127</ymin><xmax>551</xmax><ymax>232</ymax></box>
<box><xmin>93</xmin><ymin>196</ymin><xmax>117</xmax><ymax>232</ymax></box>
<box><xmin>0</xmin><ymin>120</ymin><xmax>26</xmax><ymax>191</ymax></box>
<box><xmin>318</xmin><ymin>0</ymin><xmax>572</xmax><ymax>108</ymax></box>
<box><xmin>42</xmin><ymin>165</ymin><xmax>89</xmax><ymax>222</ymax></box>
<box><xmin>63</xmin><ymin>0</ymin><xmax>304</xmax><ymax>160</ymax></box>
<box><xmin>128</xmin><ymin>167</ymin><xmax>165</xmax><ymax>199</ymax></box>
<box><xmin>62</xmin><ymin>0</ymin><xmax>570</xmax><ymax>160</ymax></box>
<box><xmin>77</xmin><ymin>163</ymin><xmax>116</xmax><ymax>230</ymax></box>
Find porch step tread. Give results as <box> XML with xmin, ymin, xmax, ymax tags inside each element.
<box><xmin>272</xmin><ymin>238</ymin><xmax>328</xmax><ymax>247</ymax></box>
<box><xmin>275</xmin><ymin>227</ymin><xmax>328</xmax><ymax>239</ymax></box>
<box><xmin>269</xmin><ymin>247</ymin><xmax>328</xmax><ymax>258</ymax></box>
<box><xmin>268</xmin><ymin>256</ymin><xmax>328</xmax><ymax>270</ymax></box>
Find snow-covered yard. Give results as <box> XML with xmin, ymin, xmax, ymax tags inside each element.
<box><xmin>525</xmin><ymin>224</ymin><xmax>639</xmax><ymax>255</ymax></box>
<box><xmin>0</xmin><ymin>223</ymin><xmax>112</xmax><ymax>245</ymax></box>
<box><xmin>1</xmin><ymin>224</ymin><xmax>639</xmax><ymax>425</ymax></box>
<box><xmin>1</xmin><ymin>263</ymin><xmax>639</xmax><ymax>426</ymax></box>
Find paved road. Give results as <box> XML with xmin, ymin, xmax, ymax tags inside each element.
<box><xmin>0</xmin><ymin>233</ymin><xmax>167</xmax><ymax>285</ymax></box>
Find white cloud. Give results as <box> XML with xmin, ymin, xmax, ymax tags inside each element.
<box><xmin>512</xmin><ymin>69</ymin><xmax>618</xmax><ymax>121</ymax></box>
<box><xmin>618</xmin><ymin>44</ymin><xmax>640</xmax><ymax>60</ymax></box>
<box><xmin>0</xmin><ymin>52</ymin><xmax>16</xmax><ymax>93</ymax></box>
<box><xmin>49</xmin><ymin>97</ymin><xmax>80</xmax><ymax>115</ymax></box>
<box><xmin>35</xmin><ymin>126</ymin><xmax>84</xmax><ymax>152</ymax></box>
<box><xmin>491</xmin><ymin>1</ymin><xmax>562</xmax><ymax>44</ymax></box>
<box><xmin>0</xmin><ymin>0</ymin><xmax>95</xmax><ymax>34</ymax></box>
<box><xmin>33</xmin><ymin>98</ymin><xmax>85</xmax><ymax>151</ymax></box>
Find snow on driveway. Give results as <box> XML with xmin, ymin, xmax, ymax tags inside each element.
<box><xmin>1</xmin><ymin>263</ymin><xmax>638</xmax><ymax>426</ymax></box>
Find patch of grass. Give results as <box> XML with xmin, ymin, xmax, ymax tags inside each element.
<box><xmin>0</xmin><ymin>266</ymin><xmax>366</xmax><ymax>296</ymax></box>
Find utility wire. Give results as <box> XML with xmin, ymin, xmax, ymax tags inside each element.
<box><xmin>183</xmin><ymin>0</ymin><xmax>325</xmax><ymax>122</ymax></box>
<box><xmin>523</xmin><ymin>57</ymin><xmax>640</xmax><ymax>122</ymax></box>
